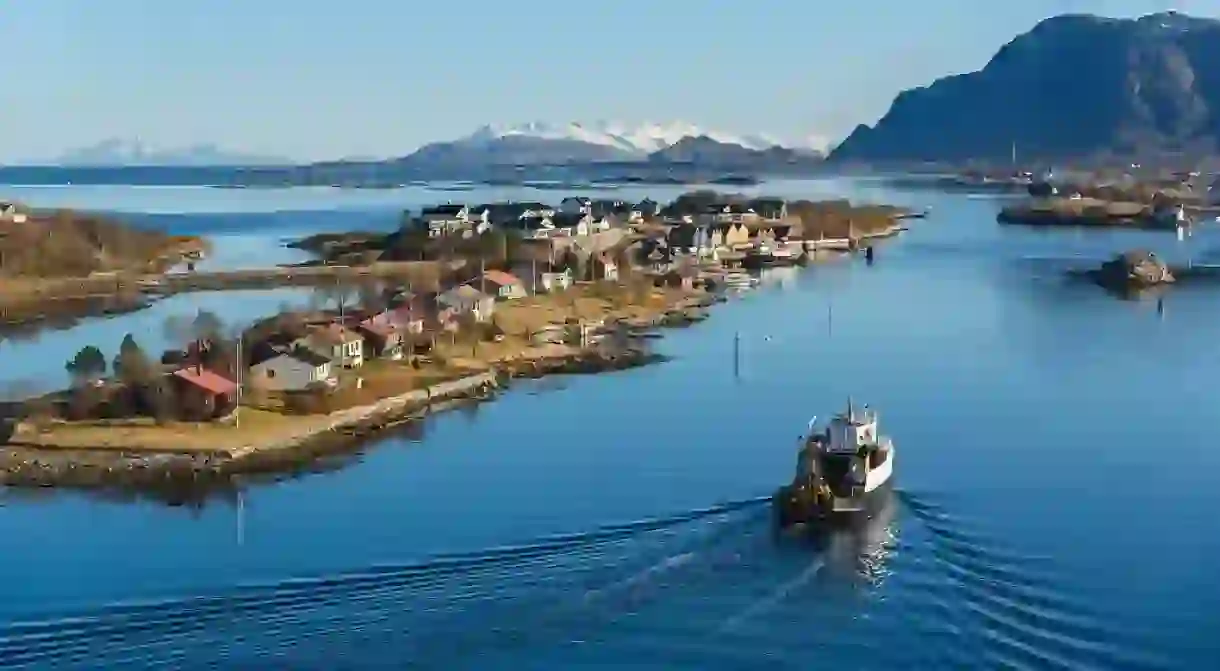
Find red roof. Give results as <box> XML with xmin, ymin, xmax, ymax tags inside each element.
<box><xmin>482</xmin><ymin>270</ymin><xmax>522</xmax><ymax>287</ymax></box>
<box><xmin>172</xmin><ymin>366</ymin><xmax>238</xmax><ymax>396</ymax></box>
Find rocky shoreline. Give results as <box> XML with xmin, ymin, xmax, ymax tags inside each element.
<box><xmin>0</xmin><ymin>326</ymin><xmax>673</xmax><ymax>501</ymax></box>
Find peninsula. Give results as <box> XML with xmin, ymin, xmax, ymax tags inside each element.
<box><xmin>0</xmin><ymin>201</ymin><xmax>208</xmax><ymax>327</ymax></box>
<box><xmin>0</xmin><ymin>190</ymin><xmax>911</xmax><ymax>494</ymax></box>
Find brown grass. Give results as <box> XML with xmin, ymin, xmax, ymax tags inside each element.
<box><xmin>10</xmin><ymin>279</ymin><xmax>701</xmax><ymax>454</ymax></box>
<box><xmin>10</xmin><ymin>408</ymin><xmax>301</xmax><ymax>454</ymax></box>
<box><xmin>0</xmin><ymin>208</ymin><xmax>205</xmax><ymax>278</ymax></box>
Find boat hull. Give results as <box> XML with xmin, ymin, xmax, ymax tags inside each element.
<box><xmin>773</xmin><ymin>475</ymin><xmax>895</xmax><ymax>530</ymax></box>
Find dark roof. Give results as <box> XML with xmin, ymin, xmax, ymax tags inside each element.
<box><xmin>248</xmin><ymin>341</ymin><xmax>285</xmax><ymax>367</ymax></box>
<box><xmin>503</xmin><ymin>213</ymin><xmax>552</xmax><ymax>230</ymax></box>
<box><xmin>286</xmin><ymin>347</ymin><xmax>332</xmax><ymax>367</ymax></box>
<box><xmin>748</xmin><ymin>197</ymin><xmax>786</xmax><ymax>217</ymax></box>
<box><xmin>479</xmin><ymin>203</ymin><xmax>532</xmax><ymax>224</ymax></box>
<box><xmin>590</xmin><ymin>199</ymin><xmax>631</xmax><ymax>218</ymax></box>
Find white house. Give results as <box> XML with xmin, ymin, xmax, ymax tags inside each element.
<box><xmin>480</xmin><ymin>270</ymin><xmax>528</xmax><ymax>300</ymax></box>
<box><xmin>250</xmin><ymin>348</ymin><xmax>335</xmax><ymax>391</ymax></box>
<box><xmin>299</xmin><ymin>323</ymin><xmax>364</xmax><ymax>369</ymax></box>
<box><xmin>418</xmin><ymin>204</ymin><xmax>470</xmax><ymax>237</ymax></box>
<box><xmin>551</xmin><ymin>212</ymin><xmax>588</xmax><ymax>237</ymax></box>
<box><xmin>0</xmin><ymin>202</ymin><xmax>28</xmax><ymax>224</ymax></box>
<box><xmin>437</xmin><ymin>284</ymin><xmax>496</xmax><ymax>322</ymax></box>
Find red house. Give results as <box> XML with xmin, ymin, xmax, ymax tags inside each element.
<box><xmin>170</xmin><ymin>365</ymin><xmax>239</xmax><ymax>421</ymax></box>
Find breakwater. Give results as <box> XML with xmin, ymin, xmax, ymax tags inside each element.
<box><xmin>0</xmin><ymin>347</ymin><xmax>663</xmax><ymax>498</ymax></box>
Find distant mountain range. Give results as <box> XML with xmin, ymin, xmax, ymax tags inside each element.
<box><xmin>830</xmin><ymin>11</ymin><xmax>1220</xmax><ymax>164</ymax></box>
<box><xmin>460</xmin><ymin>121</ymin><xmax>815</xmax><ymax>155</ymax></box>
<box><xmin>383</xmin><ymin>121</ymin><xmax>828</xmax><ymax>171</ymax></box>
<box><xmin>43</xmin><ymin>122</ymin><xmax>829</xmax><ymax>173</ymax></box>
<box><xmin>50</xmin><ymin>139</ymin><xmax>292</xmax><ymax>167</ymax></box>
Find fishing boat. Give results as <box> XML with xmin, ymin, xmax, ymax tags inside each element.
<box><xmin>774</xmin><ymin>398</ymin><xmax>895</xmax><ymax>528</ymax></box>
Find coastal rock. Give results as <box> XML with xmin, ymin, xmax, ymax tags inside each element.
<box><xmin>1093</xmin><ymin>250</ymin><xmax>1175</xmax><ymax>289</ymax></box>
<box><xmin>829</xmin><ymin>12</ymin><xmax>1220</xmax><ymax>163</ymax></box>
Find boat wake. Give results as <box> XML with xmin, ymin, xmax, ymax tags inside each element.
<box><xmin>0</xmin><ymin>492</ymin><xmax>1173</xmax><ymax>670</ymax></box>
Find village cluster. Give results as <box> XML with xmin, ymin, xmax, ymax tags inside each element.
<box><xmin>45</xmin><ymin>192</ymin><xmax>888</xmax><ymax>428</ymax></box>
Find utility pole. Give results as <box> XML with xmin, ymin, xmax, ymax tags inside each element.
<box><xmin>733</xmin><ymin>330</ymin><xmax>741</xmax><ymax>382</ymax></box>
<box><xmin>235</xmin><ymin>477</ymin><xmax>245</xmax><ymax>546</ymax></box>
<box><xmin>235</xmin><ymin>332</ymin><xmax>243</xmax><ymax>429</ymax></box>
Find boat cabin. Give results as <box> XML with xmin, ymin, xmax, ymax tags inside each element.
<box><xmin>825</xmin><ymin>400</ymin><xmax>879</xmax><ymax>454</ymax></box>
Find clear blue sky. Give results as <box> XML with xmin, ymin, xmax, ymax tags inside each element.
<box><xmin>1</xmin><ymin>0</ymin><xmax>1215</xmax><ymax>162</ymax></box>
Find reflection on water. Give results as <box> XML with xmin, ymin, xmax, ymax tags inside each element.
<box><xmin>0</xmin><ymin>289</ymin><xmax>315</xmax><ymax>392</ymax></box>
<box><xmin>1</xmin><ymin>179</ymin><xmax>1219</xmax><ymax>668</ymax></box>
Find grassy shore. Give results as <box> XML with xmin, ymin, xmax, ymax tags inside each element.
<box><xmin>3</xmin><ymin>281</ymin><xmax>706</xmax><ymax>463</ymax></box>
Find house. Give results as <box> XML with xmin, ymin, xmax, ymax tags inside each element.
<box><xmin>516</xmin><ymin>202</ymin><xmax>555</xmax><ymax>218</ymax></box>
<box><xmin>591</xmin><ymin>199</ymin><xmax>630</xmax><ymax>217</ymax></box>
<box><xmin>747</xmin><ymin>197</ymin><xmax>788</xmax><ymax>220</ymax></box>
<box><xmin>559</xmin><ymin>196</ymin><xmax>591</xmax><ymax>215</ymax></box>
<box><xmin>357</xmin><ymin>318</ymin><xmax>405</xmax><ymax>360</ymax></box>
<box><xmin>476</xmin><ymin>201</ymin><xmax>556</xmax><ymax>229</ymax></box>
<box><xmin>481</xmin><ymin>270</ymin><xmax>528</xmax><ymax>300</ymax></box>
<box><xmin>0</xmin><ymin>202</ymin><xmax>27</xmax><ymax>224</ymax></box>
<box><xmin>747</xmin><ymin>221</ymin><xmax>795</xmax><ymax>245</ymax></box>
<box><xmin>170</xmin><ymin>365</ymin><xmax>238</xmax><ymax>420</ymax></box>
<box><xmin>300</xmin><ymin>323</ymin><xmax>364</xmax><ymax>368</ymax></box>
<box><xmin>631</xmin><ymin>198</ymin><xmax>660</xmax><ymax>221</ymax></box>
<box><xmin>591</xmin><ymin>253</ymin><xmax>619</xmax><ymax>281</ymax></box>
<box><xmin>723</xmin><ymin>222</ymin><xmax>752</xmax><ymax>248</ymax></box>
<box><xmin>514</xmin><ymin>263</ymin><xmax>572</xmax><ymax>293</ymax></box>
<box><xmin>386</xmin><ymin>297</ymin><xmax>428</xmax><ymax>334</ymax></box>
<box><xmin>550</xmin><ymin>212</ymin><xmax>589</xmax><ymax>237</ymax></box>
<box><xmin>250</xmin><ymin>346</ymin><xmax>335</xmax><ymax>391</ymax></box>
<box><xmin>418</xmin><ymin>203</ymin><xmax>470</xmax><ymax>237</ymax></box>
<box><xmin>698</xmin><ymin>202</ymin><xmax>751</xmax><ymax>225</ymax></box>
<box><xmin>503</xmin><ymin>213</ymin><xmax>554</xmax><ymax>239</ymax></box>
<box><xmin>538</xmin><ymin>268</ymin><xmax>573</xmax><ymax>292</ymax></box>
<box><xmin>437</xmin><ymin>284</ymin><xmax>495</xmax><ymax>322</ymax></box>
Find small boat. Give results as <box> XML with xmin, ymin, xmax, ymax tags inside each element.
<box><xmin>774</xmin><ymin>398</ymin><xmax>896</xmax><ymax>528</ymax></box>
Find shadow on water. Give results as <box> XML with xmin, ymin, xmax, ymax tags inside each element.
<box><xmin>0</xmin><ymin>488</ymin><xmax>1165</xmax><ymax>671</ymax></box>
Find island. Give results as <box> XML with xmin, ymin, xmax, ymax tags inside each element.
<box><xmin>1088</xmin><ymin>250</ymin><xmax>1176</xmax><ymax>292</ymax></box>
<box><xmin>0</xmin><ymin>190</ymin><xmax>912</xmax><ymax>495</ymax></box>
<box><xmin>0</xmin><ymin>201</ymin><xmax>208</xmax><ymax>329</ymax></box>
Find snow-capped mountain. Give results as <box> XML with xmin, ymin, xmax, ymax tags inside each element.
<box><xmin>458</xmin><ymin>121</ymin><xmax>819</xmax><ymax>155</ymax></box>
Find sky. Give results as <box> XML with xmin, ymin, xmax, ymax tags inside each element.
<box><xmin>1</xmin><ymin>0</ymin><xmax>1217</xmax><ymax>163</ymax></box>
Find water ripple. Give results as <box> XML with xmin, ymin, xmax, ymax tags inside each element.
<box><xmin>0</xmin><ymin>491</ymin><xmax>1181</xmax><ymax>670</ymax></box>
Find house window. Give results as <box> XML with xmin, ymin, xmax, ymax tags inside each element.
<box><xmin>267</xmin><ymin>369</ymin><xmax>277</xmax><ymax>379</ymax></box>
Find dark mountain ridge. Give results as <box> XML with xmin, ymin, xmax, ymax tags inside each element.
<box><xmin>829</xmin><ymin>11</ymin><xmax>1220</xmax><ymax>164</ymax></box>
<box><xmin>648</xmin><ymin>135</ymin><xmax>822</xmax><ymax>168</ymax></box>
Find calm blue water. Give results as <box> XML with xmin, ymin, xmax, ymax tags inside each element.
<box><xmin>0</xmin><ymin>179</ymin><xmax>1218</xmax><ymax>669</ymax></box>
